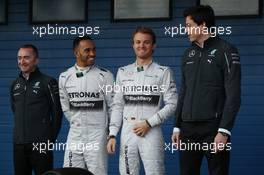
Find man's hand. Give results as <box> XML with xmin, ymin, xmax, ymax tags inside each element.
<box><xmin>133</xmin><ymin>121</ymin><xmax>150</xmax><ymax>137</ymax></box>
<box><xmin>107</xmin><ymin>138</ymin><xmax>116</xmax><ymax>154</ymax></box>
<box><xmin>214</xmin><ymin>132</ymin><xmax>228</xmax><ymax>153</ymax></box>
<box><xmin>171</xmin><ymin>132</ymin><xmax>180</xmax><ymax>148</ymax></box>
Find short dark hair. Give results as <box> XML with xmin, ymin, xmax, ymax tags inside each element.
<box><xmin>132</xmin><ymin>26</ymin><xmax>156</xmax><ymax>44</ymax></box>
<box><xmin>183</xmin><ymin>5</ymin><xmax>215</xmax><ymax>28</ymax></box>
<box><xmin>19</xmin><ymin>44</ymin><xmax>39</xmax><ymax>58</ymax></box>
<box><xmin>73</xmin><ymin>36</ymin><xmax>93</xmax><ymax>50</ymax></box>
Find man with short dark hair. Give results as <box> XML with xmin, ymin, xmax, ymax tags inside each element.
<box><xmin>107</xmin><ymin>27</ymin><xmax>178</xmax><ymax>175</ymax></box>
<box><xmin>10</xmin><ymin>44</ymin><xmax>62</xmax><ymax>175</ymax></box>
<box><xmin>59</xmin><ymin>36</ymin><xmax>114</xmax><ymax>175</ymax></box>
<box><xmin>171</xmin><ymin>5</ymin><xmax>241</xmax><ymax>175</ymax></box>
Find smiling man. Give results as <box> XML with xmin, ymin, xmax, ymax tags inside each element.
<box><xmin>107</xmin><ymin>27</ymin><xmax>178</xmax><ymax>175</ymax></box>
<box><xmin>59</xmin><ymin>36</ymin><xmax>114</xmax><ymax>175</ymax></box>
<box><xmin>10</xmin><ymin>44</ymin><xmax>62</xmax><ymax>175</ymax></box>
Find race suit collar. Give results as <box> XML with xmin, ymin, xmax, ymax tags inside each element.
<box><xmin>74</xmin><ymin>64</ymin><xmax>94</xmax><ymax>77</ymax></box>
<box><xmin>135</xmin><ymin>60</ymin><xmax>153</xmax><ymax>72</ymax></box>
<box><xmin>75</xmin><ymin>64</ymin><xmax>93</xmax><ymax>71</ymax></box>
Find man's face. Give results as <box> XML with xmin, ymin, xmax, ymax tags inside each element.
<box><xmin>133</xmin><ymin>32</ymin><xmax>156</xmax><ymax>60</ymax></box>
<box><xmin>75</xmin><ymin>39</ymin><xmax>96</xmax><ymax>67</ymax></box>
<box><xmin>17</xmin><ymin>48</ymin><xmax>38</xmax><ymax>74</ymax></box>
<box><xmin>185</xmin><ymin>15</ymin><xmax>204</xmax><ymax>43</ymax></box>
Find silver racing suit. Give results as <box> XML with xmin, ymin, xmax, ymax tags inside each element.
<box><xmin>109</xmin><ymin>61</ymin><xmax>178</xmax><ymax>175</ymax></box>
<box><xmin>59</xmin><ymin>64</ymin><xmax>113</xmax><ymax>175</ymax></box>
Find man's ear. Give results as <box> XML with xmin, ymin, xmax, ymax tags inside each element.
<box><xmin>35</xmin><ymin>58</ymin><xmax>39</xmax><ymax>65</ymax></box>
<box><xmin>153</xmin><ymin>43</ymin><xmax>157</xmax><ymax>49</ymax></box>
<box><xmin>202</xmin><ymin>21</ymin><xmax>206</xmax><ymax>27</ymax></box>
<box><xmin>74</xmin><ymin>49</ymin><xmax>79</xmax><ymax>57</ymax></box>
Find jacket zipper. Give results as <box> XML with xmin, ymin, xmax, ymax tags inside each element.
<box><xmin>190</xmin><ymin>51</ymin><xmax>202</xmax><ymax>119</ymax></box>
<box><xmin>22</xmin><ymin>81</ymin><xmax>27</xmax><ymax>142</ymax></box>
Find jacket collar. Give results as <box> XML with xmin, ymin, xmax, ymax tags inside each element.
<box><xmin>192</xmin><ymin>36</ymin><xmax>220</xmax><ymax>49</ymax></box>
<box><xmin>19</xmin><ymin>67</ymin><xmax>41</xmax><ymax>81</ymax></box>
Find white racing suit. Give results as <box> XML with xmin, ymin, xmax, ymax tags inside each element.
<box><xmin>59</xmin><ymin>64</ymin><xmax>113</xmax><ymax>175</ymax></box>
<box><xmin>109</xmin><ymin>61</ymin><xmax>178</xmax><ymax>175</ymax></box>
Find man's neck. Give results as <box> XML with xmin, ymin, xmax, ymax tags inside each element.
<box><xmin>136</xmin><ymin>57</ymin><xmax>152</xmax><ymax>66</ymax></box>
<box><xmin>195</xmin><ymin>34</ymin><xmax>211</xmax><ymax>48</ymax></box>
<box><xmin>76</xmin><ymin>61</ymin><xmax>94</xmax><ymax>70</ymax></box>
<box><xmin>22</xmin><ymin>73</ymin><xmax>29</xmax><ymax>80</ymax></box>
<box><xmin>22</xmin><ymin>68</ymin><xmax>36</xmax><ymax>80</ymax></box>
<box><xmin>76</xmin><ymin>63</ymin><xmax>91</xmax><ymax>68</ymax></box>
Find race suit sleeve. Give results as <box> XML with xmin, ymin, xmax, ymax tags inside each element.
<box><xmin>173</xmin><ymin>58</ymin><xmax>186</xmax><ymax>130</ymax></box>
<box><xmin>219</xmin><ymin>45</ymin><xmax>241</xmax><ymax>133</ymax></box>
<box><xmin>109</xmin><ymin>69</ymin><xmax>125</xmax><ymax>136</ymax></box>
<box><xmin>47</xmin><ymin>78</ymin><xmax>63</xmax><ymax>141</ymax></box>
<box><xmin>147</xmin><ymin>68</ymin><xmax>178</xmax><ymax>127</ymax></box>
<box><xmin>104</xmin><ymin>72</ymin><xmax>114</xmax><ymax>124</ymax></box>
<box><xmin>59</xmin><ymin>73</ymin><xmax>74</xmax><ymax>122</ymax></box>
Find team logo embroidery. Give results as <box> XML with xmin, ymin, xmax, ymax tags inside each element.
<box><xmin>208</xmin><ymin>49</ymin><xmax>218</xmax><ymax>57</ymax></box>
<box><xmin>189</xmin><ymin>50</ymin><xmax>195</xmax><ymax>57</ymax></box>
<box><xmin>14</xmin><ymin>83</ymin><xmax>20</xmax><ymax>90</ymax></box>
<box><xmin>33</xmin><ymin>90</ymin><xmax>38</xmax><ymax>94</ymax></box>
<box><xmin>33</xmin><ymin>81</ymin><xmax>40</xmax><ymax>88</ymax></box>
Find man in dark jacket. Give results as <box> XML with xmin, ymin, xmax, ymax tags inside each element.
<box><xmin>10</xmin><ymin>44</ymin><xmax>62</xmax><ymax>175</ymax></box>
<box><xmin>171</xmin><ymin>5</ymin><xmax>241</xmax><ymax>175</ymax></box>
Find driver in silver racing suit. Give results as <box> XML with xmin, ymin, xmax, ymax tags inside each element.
<box><xmin>107</xmin><ymin>27</ymin><xmax>178</xmax><ymax>175</ymax></box>
<box><xmin>59</xmin><ymin>36</ymin><xmax>113</xmax><ymax>175</ymax></box>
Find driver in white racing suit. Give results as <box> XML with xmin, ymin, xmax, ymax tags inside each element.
<box><xmin>59</xmin><ymin>36</ymin><xmax>113</xmax><ymax>175</ymax></box>
<box><xmin>107</xmin><ymin>27</ymin><xmax>178</xmax><ymax>175</ymax></box>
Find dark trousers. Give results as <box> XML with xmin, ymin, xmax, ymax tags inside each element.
<box><xmin>14</xmin><ymin>143</ymin><xmax>53</xmax><ymax>175</ymax></box>
<box><xmin>179</xmin><ymin>120</ymin><xmax>230</xmax><ymax>175</ymax></box>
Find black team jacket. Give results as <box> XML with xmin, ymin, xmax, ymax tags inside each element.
<box><xmin>10</xmin><ymin>67</ymin><xmax>62</xmax><ymax>144</ymax></box>
<box><xmin>174</xmin><ymin>36</ymin><xmax>241</xmax><ymax>132</ymax></box>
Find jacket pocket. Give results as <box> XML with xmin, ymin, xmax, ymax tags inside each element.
<box><xmin>198</xmin><ymin>86</ymin><xmax>219</xmax><ymax>119</ymax></box>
